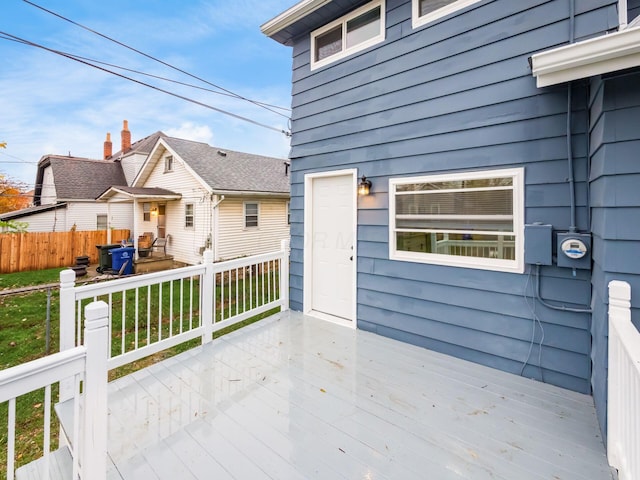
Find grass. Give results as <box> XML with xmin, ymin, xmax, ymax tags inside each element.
<box><xmin>0</xmin><ymin>265</ymin><xmax>281</xmax><ymax>476</ymax></box>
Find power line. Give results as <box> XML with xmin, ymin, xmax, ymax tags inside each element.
<box><xmin>0</xmin><ymin>31</ymin><xmax>291</xmax><ymax>137</ymax></box>
<box><xmin>1</xmin><ymin>34</ymin><xmax>290</xmax><ymax>113</ymax></box>
<box><xmin>23</xmin><ymin>0</ymin><xmax>290</xmax><ymax>120</ymax></box>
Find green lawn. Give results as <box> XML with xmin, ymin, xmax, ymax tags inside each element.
<box><xmin>0</xmin><ymin>266</ymin><xmax>281</xmax><ymax>476</ymax></box>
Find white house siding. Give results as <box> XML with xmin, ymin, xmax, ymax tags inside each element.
<box><xmin>65</xmin><ymin>202</ymin><xmax>132</xmax><ymax>231</ymax></box>
<box><xmin>217</xmin><ymin>197</ymin><xmax>290</xmax><ymax>261</ymax></box>
<box><xmin>121</xmin><ymin>153</ymin><xmax>147</xmax><ymax>186</ymax></box>
<box><xmin>141</xmin><ymin>150</ymin><xmax>212</xmax><ymax>265</ymax></box>
<box><xmin>40</xmin><ymin>167</ymin><xmax>56</xmax><ymax>205</ymax></box>
<box><xmin>18</xmin><ymin>209</ymin><xmax>66</xmax><ymax>232</ymax></box>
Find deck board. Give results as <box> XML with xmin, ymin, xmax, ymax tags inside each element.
<box><xmin>50</xmin><ymin>310</ymin><xmax>611</xmax><ymax>479</ymax></box>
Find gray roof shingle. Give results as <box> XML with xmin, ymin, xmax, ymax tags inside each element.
<box><xmin>163</xmin><ymin>137</ymin><xmax>290</xmax><ymax>194</ymax></box>
<box><xmin>48</xmin><ymin>156</ymin><xmax>127</xmax><ymax>200</ymax></box>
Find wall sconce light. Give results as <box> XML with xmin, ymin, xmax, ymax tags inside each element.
<box><xmin>358</xmin><ymin>175</ymin><xmax>372</xmax><ymax>196</ymax></box>
<box><xmin>151</xmin><ymin>207</ymin><xmax>158</xmax><ymax>216</ymax></box>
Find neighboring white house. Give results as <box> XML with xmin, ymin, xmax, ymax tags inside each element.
<box><xmin>0</xmin><ymin>121</ymin><xmax>164</xmax><ymax>233</ymax></box>
<box><xmin>97</xmin><ymin>136</ymin><xmax>291</xmax><ymax>265</ymax></box>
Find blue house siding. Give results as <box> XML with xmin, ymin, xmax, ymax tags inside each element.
<box><xmin>282</xmin><ymin>0</ymin><xmax>620</xmax><ymax>395</ymax></box>
<box><xmin>588</xmin><ymin>71</ymin><xmax>640</xmax><ymax>438</ymax></box>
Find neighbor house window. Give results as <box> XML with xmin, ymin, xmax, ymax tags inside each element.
<box><xmin>286</xmin><ymin>201</ymin><xmax>291</xmax><ymax>225</ymax></box>
<box><xmin>164</xmin><ymin>155</ymin><xmax>173</xmax><ymax>172</ymax></box>
<box><xmin>311</xmin><ymin>0</ymin><xmax>385</xmax><ymax>70</ymax></box>
<box><xmin>96</xmin><ymin>214</ymin><xmax>108</xmax><ymax>230</ymax></box>
<box><xmin>143</xmin><ymin>202</ymin><xmax>151</xmax><ymax>221</ymax></box>
<box><xmin>185</xmin><ymin>203</ymin><xmax>194</xmax><ymax>228</ymax></box>
<box><xmin>412</xmin><ymin>0</ymin><xmax>482</xmax><ymax>29</ymax></box>
<box><xmin>389</xmin><ymin>168</ymin><xmax>524</xmax><ymax>273</ymax></box>
<box><xmin>244</xmin><ymin>202</ymin><xmax>259</xmax><ymax>228</ymax></box>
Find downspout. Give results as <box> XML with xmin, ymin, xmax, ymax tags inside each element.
<box><xmin>567</xmin><ymin>0</ymin><xmax>577</xmax><ymax>233</ymax></box>
<box><xmin>212</xmin><ymin>195</ymin><xmax>225</xmax><ymax>261</ymax></box>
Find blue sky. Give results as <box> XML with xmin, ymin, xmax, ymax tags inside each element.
<box><xmin>0</xmin><ymin>0</ymin><xmax>295</xmax><ymax>186</ymax></box>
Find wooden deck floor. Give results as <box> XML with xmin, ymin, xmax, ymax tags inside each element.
<box><xmin>59</xmin><ymin>311</ymin><xmax>616</xmax><ymax>478</ymax></box>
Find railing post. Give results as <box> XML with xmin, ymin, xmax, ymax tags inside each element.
<box><xmin>280</xmin><ymin>239</ymin><xmax>290</xmax><ymax>312</ymax></box>
<box><xmin>59</xmin><ymin>269</ymin><xmax>76</xmax><ymax>403</ymax></box>
<box><xmin>82</xmin><ymin>301</ymin><xmax>109</xmax><ymax>480</ymax></box>
<box><xmin>202</xmin><ymin>250</ymin><xmax>215</xmax><ymax>344</ymax></box>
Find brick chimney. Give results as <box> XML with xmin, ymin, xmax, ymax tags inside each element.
<box><xmin>103</xmin><ymin>132</ymin><xmax>112</xmax><ymax>159</ymax></box>
<box><xmin>121</xmin><ymin>120</ymin><xmax>131</xmax><ymax>152</ymax></box>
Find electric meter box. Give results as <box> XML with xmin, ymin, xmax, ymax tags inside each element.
<box><xmin>556</xmin><ymin>232</ymin><xmax>591</xmax><ymax>269</ymax></box>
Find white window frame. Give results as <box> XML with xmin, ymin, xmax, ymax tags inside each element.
<box><xmin>143</xmin><ymin>202</ymin><xmax>151</xmax><ymax>222</ymax></box>
<box><xmin>310</xmin><ymin>0</ymin><xmax>386</xmax><ymax>71</ymax></box>
<box><xmin>389</xmin><ymin>167</ymin><xmax>525</xmax><ymax>273</ymax></box>
<box><xmin>244</xmin><ymin>202</ymin><xmax>259</xmax><ymax>229</ymax></box>
<box><xmin>164</xmin><ymin>155</ymin><xmax>173</xmax><ymax>173</ymax></box>
<box><xmin>96</xmin><ymin>214</ymin><xmax>108</xmax><ymax>230</ymax></box>
<box><xmin>286</xmin><ymin>201</ymin><xmax>291</xmax><ymax>225</ymax></box>
<box><xmin>184</xmin><ymin>203</ymin><xmax>194</xmax><ymax>229</ymax></box>
<box><xmin>412</xmin><ymin>0</ymin><xmax>482</xmax><ymax>29</ymax></box>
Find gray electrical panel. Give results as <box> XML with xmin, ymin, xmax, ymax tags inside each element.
<box><xmin>524</xmin><ymin>224</ymin><xmax>553</xmax><ymax>265</ymax></box>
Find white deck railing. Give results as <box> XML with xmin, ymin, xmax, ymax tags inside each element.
<box><xmin>435</xmin><ymin>238</ymin><xmax>515</xmax><ymax>259</ymax></box>
<box><xmin>0</xmin><ymin>244</ymin><xmax>289</xmax><ymax>479</ymax></box>
<box><xmin>0</xmin><ymin>302</ymin><xmax>109</xmax><ymax>480</ymax></box>
<box><xmin>607</xmin><ymin>280</ymin><xmax>640</xmax><ymax>480</ymax></box>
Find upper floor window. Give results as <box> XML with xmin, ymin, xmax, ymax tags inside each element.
<box><xmin>389</xmin><ymin>168</ymin><xmax>524</xmax><ymax>273</ymax></box>
<box><xmin>412</xmin><ymin>0</ymin><xmax>481</xmax><ymax>29</ymax></box>
<box><xmin>164</xmin><ymin>155</ymin><xmax>173</xmax><ymax>172</ymax></box>
<box><xmin>311</xmin><ymin>0</ymin><xmax>385</xmax><ymax>70</ymax></box>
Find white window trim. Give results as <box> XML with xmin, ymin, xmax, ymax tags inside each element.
<box><xmin>310</xmin><ymin>0</ymin><xmax>385</xmax><ymax>71</ymax></box>
<box><xmin>244</xmin><ymin>201</ymin><xmax>259</xmax><ymax>229</ymax></box>
<box><xmin>389</xmin><ymin>167</ymin><xmax>525</xmax><ymax>273</ymax></box>
<box><xmin>412</xmin><ymin>0</ymin><xmax>482</xmax><ymax>29</ymax></box>
<box><xmin>185</xmin><ymin>203</ymin><xmax>194</xmax><ymax>229</ymax></box>
<box><xmin>164</xmin><ymin>155</ymin><xmax>173</xmax><ymax>173</ymax></box>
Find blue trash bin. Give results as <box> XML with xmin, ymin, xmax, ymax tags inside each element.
<box><xmin>109</xmin><ymin>247</ymin><xmax>135</xmax><ymax>275</ymax></box>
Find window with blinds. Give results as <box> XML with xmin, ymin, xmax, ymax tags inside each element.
<box><xmin>389</xmin><ymin>168</ymin><xmax>524</xmax><ymax>272</ymax></box>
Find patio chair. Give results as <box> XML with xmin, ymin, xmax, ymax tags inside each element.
<box><xmin>151</xmin><ymin>237</ymin><xmax>167</xmax><ymax>256</ymax></box>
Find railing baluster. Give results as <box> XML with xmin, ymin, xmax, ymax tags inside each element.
<box><xmin>227</xmin><ymin>269</ymin><xmax>232</xmax><ymax>319</ymax></box>
<box><xmin>261</xmin><ymin>262</ymin><xmax>265</xmax><ymax>306</ymax></box>
<box><xmin>158</xmin><ymin>283</ymin><xmax>163</xmax><ymax>341</ymax></box>
<box><xmin>135</xmin><ymin>288</ymin><xmax>139</xmax><ymax>350</ymax></box>
<box><xmin>235</xmin><ymin>267</ymin><xmax>239</xmax><ymax>317</ymax></box>
<box><xmin>169</xmin><ymin>280</ymin><xmax>174</xmax><ymax>337</ymax></box>
<box><xmin>120</xmin><ymin>291</ymin><xmax>125</xmax><ymax>355</ymax></box>
<box><xmin>147</xmin><ymin>285</ymin><xmax>151</xmax><ymax>347</ymax></box>
<box><xmin>43</xmin><ymin>384</ymin><xmax>51</xmax><ymax>480</ymax></box>
<box><xmin>8</xmin><ymin>397</ymin><xmax>16</xmax><ymax>479</ymax></box>
<box><xmin>189</xmin><ymin>276</ymin><xmax>194</xmax><ymax>331</ymax></box>
<box><xmin>180</xmin><ymin>278</ymin><xmax>184</xmax><ymax>334</ymax></box>
<box><xmin>249</xmin><ymin>265</ymin><xmax>253</xmax><ymax>310</ymax></box>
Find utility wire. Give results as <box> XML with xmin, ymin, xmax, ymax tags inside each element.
<box><xmin>0</xmin><ymin>31</ymin><xmax>291</xmax><ymax>137</ymax></box>
<box><xmin>0</xmin><ymin>34</ymin><xmax>289</xmax><ymax>113</ymax></box>
<box><xmin>23</xmin><ymin>0</ymin><xmax>290</xmax><ymax>120</ymax></box>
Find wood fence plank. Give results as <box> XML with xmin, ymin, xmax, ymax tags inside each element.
<box><xmin>0</xmin><ymin>230</ymin><xmax>130</xmax><ymax>273</ymax></box>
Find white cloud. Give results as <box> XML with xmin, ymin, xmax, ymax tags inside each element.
<box><xmin>165</xmin><ymin>123</ymin><xmax>215</xmax><ymax>144</ymax></box>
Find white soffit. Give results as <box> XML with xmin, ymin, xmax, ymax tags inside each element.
<box><xmin>261</xmin><ymin>0</ymin><xmax>332</xmax><ymax>37</ymax></box>
<box><xmin>531</xmin><ymin>26</ymin><xmax>640</xmax><ymax>87</ymax></box>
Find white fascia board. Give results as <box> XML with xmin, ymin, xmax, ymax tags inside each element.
<box><xmin>531</xmin><ymin>26</ymin><xmax>640</xmax><ymax>87</ymax></box>
<box><xmin>261</xmin><ymin>0</ymin><xmax>332</xmax><ymax>37</ymax></box>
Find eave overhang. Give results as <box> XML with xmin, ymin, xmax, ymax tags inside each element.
<box><xmin>261</xmin><ymin>0</ymin><xmax>332</xmax><ymax>38</ymax></box>
<box><xmin>531</xmin><ymin>26</ymin><xmax>640</xmax><ymax>87</ymax></box>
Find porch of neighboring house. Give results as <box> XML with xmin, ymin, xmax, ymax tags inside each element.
<box><xmin>3</xmin><ymin>244</ymin><xmax>636</xmax><ymax>480</ymax></box>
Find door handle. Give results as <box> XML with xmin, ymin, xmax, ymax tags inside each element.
<box><xmin>350</xmin><ymin>256</ymin><xmax>353</xmax><ymax>261</ymax></box>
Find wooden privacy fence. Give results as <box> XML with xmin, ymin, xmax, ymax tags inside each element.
<box><xmin>0</xmin><ymin>230</ymin><xmax>130</xmax><ymax>273</ymax></box>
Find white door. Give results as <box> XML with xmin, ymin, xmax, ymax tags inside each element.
<box><xmin>309</xmin><ymin>174</ymin><xmax>355</xmax><ymax>322</ymax></box>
